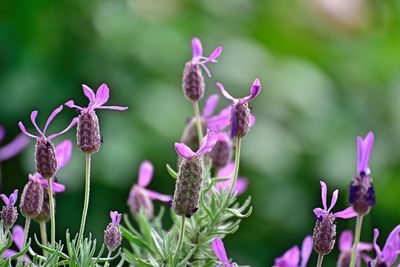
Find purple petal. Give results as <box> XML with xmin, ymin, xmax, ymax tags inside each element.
<box><xmin>202</xmin><ymin>94</ymin><xmax>219</xmax><ymax>118</ymax></box>
<box><xmin>138</xmin><ymin>161</ymin><xmax>154</xmax><ymax>187</ymax></box>
<box><xmin>249</xmin><ymin>114</ymin><xmax>256</xmax><ymax>127</ymax></box>
<box><xmin>320</xmin><ymin>181</ymin><xmax>328</xmax><ymax>211</ymax></box>
<box><xmin>357</xmin><ymin>132</ymin><xmax>374</xmax><ymax>175</ymax></box>
<box><xmin>206</xmin><ymin>46</ymin><xmax>222</xmax><ymax>62</ymax></box>
<box><xmin>82</xmin><ymin>84</ymin><xmax>96</xmax><ymax>105</ymax></box>
<box><xmin>216</xmin><ymin>82</ymin><xmax>236</xmax><ymax>102</ymax></box>
<box><xmin>313</xmin><ymin>208</ymin><xmax>326</xmax><ymax>218</ymax></box>
<box><xmin>199</xmin><ymin>63</ymin><xmax>212</xmax><ymax>78</ymax></box>
<box><xmin>143</xmin><ymin>188</ymin><xmax>172</xmax><ymax>202</ymax></box>
<box><xmin>18</xmin><ymin>122</ymin><xmax>39</xmax><ymax>139</ymax></box>
<box><xmin>241</xmin><ymin>78</ymin><xmax>262</xmax><ymax>104</ymax></box>
<box><xmin>110</xmin><ymin>211</ymin><xmax>122</xmax><ymax>225</ymax></box>
<box><xmin>175</xmin><ymin>142</ymin><xmax>195</xmax><ymax>160</ymax></box>
<box><xmin>43</xmin><ymin>105</ymin><xmax>64</xmax><ymax>136</ymax></box>
<box><xmin>48</xmin><ymin>118</ymin><xmax>78</xmax><ymax>140</ymax></box>
<box><xmin>373</xmin><ymin>228</ymin><xmax>382</xmax><ymax>258</ymax></box>
<box><xmin>206</xmin><ymin>106</ymin><xmax>231</xmax><ymax>132</ymax></box>
<box><xmin>0</xmin><ymin>194</ymin><xmax>9</xmax><ymax>206</ymax></box>
<box><xmin>212</xmin><ymin>239</ymin><xmax>230</xmax><ymax>265</ymax></box>
<box><xmin>195</xmin><ymin>129</ymin><xmax>217</xmax><ymax>157</ymax></box>
<box><xmin>216</xmin><ymin>132</ymin><xmax>231</xmax><ymax>143</ymax></box>
<box><xmin>217</xmin><ymin>161</ymin><xmax>235</xmax><ymax>178</ymax></box>
<box><xmin>0</xmin><ymin>126</ymin><xmax>5</xmax><ymax>143</ymax></box>
<box><xmin>55</xmin><ymin>140</ymin><xmax>73</xmax><ymax>169</ymax></box>
<box><xmin>300</xmin><ymin>236</ymin><xmax>312</xmax><ymax>267</ymax></box>
<box><xmin>8</xmin><ymin>189</ymin><xmax>18</xmax><ymax>206</ymax></box>
<box><xmin>3</xmin><ymin>249</ymin><xmax>17</xmax><ymax>258</ymax></box>
<box><xmin>12</xmin><ymin>225</ymin><xmax>24</xmax><ymax>251</ymax></box>
<box><xmin>65</xmin><ymin>100</ymin><xmax>83</xmax><ymax>110</ymax></box>
<box><xmin>30</xmin><ymin>111</ymin><xmax>43</xmax><ymax>136</ymax></box>
<box><xmin>333</xmin><ymin>207</ymin><xmax>358</xmax><ymax>219</ymax></box>
<box><xmin>0</xmin><ymin>134</ymin><xmax>30</xmax><ymax>162</ymax></box>
<box><xmin>381</xmin><ymin>225</ymin><xmax>400</xmax><ymax>265</ymax></box>
<box><xmin>94</xmin><ymin>83</ymin><xmax>110</xmax><ymax>107</ymax></box>
<box><xmin>40</xmin><ymin>178</ymin><xmax>66</xmax><ymax>193</ymax></box>
<box><xmin>191</xmin><ymin>37</ymin><xmax>203</xmax><ymax>59</ymax></box>
<box><xmin>95</xmin><ymin>105</ymin><xmax>128</xmax><ymax>111</ymax></box>
<box><xmin>233</xmin><ymin>177</ymin><xmax>248</xmax><ymax>195</ymax></box>
<box><xmin>358</xmin><ymin>242</ymin><xmax>373</xmax><ymax>252</ymax></box>
<box><xmin>327</xmin><ymin>189</ymin><xmax>339</xmax><ymax>213</ymax></box>
<box><xmin>275</xmin><ymin>246</ymin><xmax>300</xmax><ymax>267</ymax></box>
<box><xmin>339</xmin><ymin>230</ymin><xmax>354</xmax><ymax>252</ymax></box>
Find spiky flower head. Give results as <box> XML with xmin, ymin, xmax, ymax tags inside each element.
<box><xmin>104</xmin><ymin>211</ymin><xmax>122</xmax><ymax>252</ymax></box>
<box><xmin>366</xmin><ymin>225</ymin><xmax>400</xmax><ymax>267</ymax></box>
<box><xmin>216</xmin><ymin>79</ymin><xmax>261</xmax><ymax>138</ymax></box>
<box><xmin>18</xmin><ymin>106</ymin><xmax>77</xmax><ymax>178</ymax></box>
<box><xmin>0</xmin><ymin>126</ymin><xmax>29</xmax><ymax>162</ymax></box>
<box><xmin>274</xmin><ymin>236</ymin><xmax>312</xmax><ymax>267</ymax></box>
<box><xmin>349</xmin><ymin>131</ymin><xmax>375</xmax><ymax>215</ymax></box>
<box><xmin>336</xmin><ymin>230</ymin><xmax>372</xmax><ymax>267</ymax></box>
<box><xmin>212</xmin><ymin>238</ymin><xmax>237</xmax><ymax>267</ymax></box>
<box><xmin>0</xmin><ymin>189</ymin><xmax>18</xmax><ymax>229</ymax></box>
<box><xmin>313</xmin><ymin>181</ymin><xmax>357</xmax><ymax>256</ymax></box>
<box><xmin>127</xmin><ymin>160</ymin><xmax>171</xmax><ymax>219</ymax></box>
<box><xmin>182</xmin><ymin>37</ymin><xmax>222</xmax><ymax>102</ymax></box>
<box><xmin>65</xmin><ymin>83</ymin><xmax>128</xmax><ymax>154</ymax></box>
<box><xmin>19</xmin><ymin>175</ymin><xmax>44</xmax><ymax>218</ymax></box>
<box><xmin>172</xmin><ymin>130</ymin><xmax>217</xmax><ymax>217</ymax></box>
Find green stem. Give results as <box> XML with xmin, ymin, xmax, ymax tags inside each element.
<box><xmin>19</xmin><ymin>218</ymin><xmax>31</xmax><ymax>264</ymax></box>
<box><xmin>174</xmin><ymin>216</ymin><xmax>186</xmax><ymax>260</ymax></box>
<box><xmin>104</xmin><ymin>250</ymin><xmax>112</xmax><ymax>267</ymax></box>
<box><xmin>47</xmin><ymin>178</ymin><xmax>56</xmax><ymax>247</ymax></box>
<box><xmin>316</xmin><ymin>253</ymin><xmax>324</xmax><ymax>267</ymax></box>
<box><xmin>349</xmin><ymin>215</ymin><xmax>364</xmax><ymax>267</ymax></box>
<box><xmin>39</xmin><ymin>221</ymin><xmax>48</xmax><ymax>255</ymax></box>
<box><xmin>228</xmin><ymin>138</ymin><xmax>242</xmax><ymax>196</ymax></box>
<box><xmin>192</xmin><ymin>102</ymin><xmax>203</xmax><ymax>144</ymax></box>
<box><xmin>78</xmin><ymin>154</ymin><xmax>91</xmax><ymax>246</ymax></box>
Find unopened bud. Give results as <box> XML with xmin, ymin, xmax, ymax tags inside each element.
<box><xmin>349</xmin><ymin>176</ymin><xmax>375</xmax><ymax>216</ymax></box>
<box><xmin>182</xmin><ymin>63</ymin><xmax>205</xmax><ymax>102</ymax></box>
<box><xmin>1</xmin><ymin>205</ymin><xmax>18</xmax><ymax>229</ymax></box>
<box><xmin>209</xmin><ymin>139</ymin><xmax>232</xmax><ymax>169</ymax></box>
<box><xmin>104</xmin><ymin>224</ymin><xmax>122</xmax><ymax>252</ymax></box>
<box><xmin>35</xmin><ymin>139</ymin><xmax>57</xmax><ymax>179</ymax></box>
<box><xmin>180</xmin><ymin>119</ymin><xmax>207</xmax><ymax>151</ymax></box>
<box><xmin>20</xmin><ymin>178</ymin><xmax>44</xmax><ymax>218</ymax></box>
<box><xmin>77</xmin><ymin>110</ymin><xmax>101</xmax><ymax>154</ymax></box>
<box><xmin>34</xmin><ymin>188</ymin><xmax>54</xmax><ymax>222</ymax></box>
<box><xmin>231</xmin><ymin>103</ymin><xmax>250</xmax><ymax>138</ymax></box>
<box><xmin>313</xmin><ymin>214</ymin><xmax>336</xmax><ymax>255</ymax></box>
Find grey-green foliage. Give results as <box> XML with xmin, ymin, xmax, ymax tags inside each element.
<box><xmin>122</xmin><ymin>164</ymin><xmax>252</xmax><ymax>266</ymax></box>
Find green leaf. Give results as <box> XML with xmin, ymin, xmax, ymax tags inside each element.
<box><xmin>120</xmin><ymin>226</ymin><xmax>152</xmax><ymax>252</ymax></box>
<box><xmin>226</xmin><ymin>206</ymin><xmax>253</xmax><ymax>218</ymax></box>
<box><xmin>166</xmin><ymin>164</ymin><xmax>178</xmax><ymax>179</ymax></box>
<box><xmin>136</xmin><ymin>258</ymin><xmax>156</xmax><ymax>267</ymax></box>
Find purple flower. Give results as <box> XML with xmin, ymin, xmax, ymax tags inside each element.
<box><xmin>337</xmin><ymin>230</ymin><xmax>372</xmax><ymax>267</ymax></box>
<box><xmin>175</xmin><ymin>129</ymin><xmax>217</xmax><ymax>160</ymax></box>
<box><xmin>367</xmin><ymin>225</ymin><xmax>400</xmax><ymax>267</ymax></box>
<box><xmin>274</xmin><ymin>236</ymin><xmax>312</xmax><ymax>267</ymax></box>
<box><xmin>18</xmin><ymin>106</ymin><xmax>77</xmax><ymax>141</ymax></box>
<box><xmin>104</xmin><ymin>211</ymin><xmax>122</xmax><ymax>252</ymax></box>
<box><xmin>190</xmin><ymin>37</ymin><xmax>222</xmax><ymax>78</ymax></box>
<box><xmin>65</xmin><ymin>83</ymin><xmax>128</xmax><ymax>113</ymax></box>
<box><xmin>313</xmin><ymin>181</ymin><xmax>357</xmax><ymax>220</ymax></box>
<box><xmin>212</xmin><ymin>238</ymin><xmax>236</xmax><ymax>267</ymax></box>
<box><xmin>216</xmin><ymin>161</ymin><xmax>248</xmax><ymax>195</ymax></box>
<box><xmin>3</xmin><ymin>225</ymin><xmax>30</xmax><ymax>262</ymax></box>
<box><xmin>0</xmin><ymin>190</ymin><xmax>18</xmax><ymax>208</ymax></box>
<box><xmin>0</xmin><ymin>126</ymin><xmax>30</xmax><ymax>162</ymax></box>
<box><xmin>1</xmin><ymin>189</ymin><xmax>18</xmax><ymax>228</ymax></box>
<box><xmin>357</xmin><ymin>131</ymin><xmax>374</xmax><ymax>176</ymax></box>
<box><xmin>110</xmin><ymin>211</ymin><xmax>122</xmax><ymax>226</ymax></box>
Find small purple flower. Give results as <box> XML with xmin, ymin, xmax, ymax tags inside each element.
<box><xmin>175</xmin><ymin>129</ymin><xmax>218</xmax><ymax>160</ymax></box>
<box><xmin>337</xmin><ymin>230</ymin><xmax>372</xmax><ymax>267</ymax></box>
<box><xmin>212</xmin><ymin>238</ymin><xmax>236</xmax><ymax>267</ymax></box>
<box><xmin>190</xmin><ymin>37</ymin><xmax>222</xmax><ymax>78</ymax></box>
<box><xmin>215</xmin><ymin>161</ymin><xmax>248</xmax><ymax>195</ymax></box>
<box><xmin>128</xmin><ymin>160</ymin><xmax>171</xmax><ymax>218</ymax></box>
<box><xmin>366</xmin><ymin>225</ymin><xmax>400</xmax><ymax>267</ymax></box>
<box><xmin>0</xmin><ymin>189</ymin><xmax>18</xmax><ymax>228</ymax></box>
<box><xmin>216</xmin><ymin>79</ymin><xmax>261</xmax><ymax>138</ymax></box>
<box><xmin>0</xmin><ymin>126</ymin><xmax>30</xmax><ymax>162</ymax></box>
<box><xmin>0</xmin><ymin>190</ymin><xmax>18</xmax><ymax>208</ymax></box>
<box><xmin>110</xmin><ymin>211</ymin><xmax>122</xmax><ymax>225</ymax></box>
<box><xmin>3</xmin><ymin>225</ymin><xmax>31</xmax><ymax>263</ymax></box>
<box><xmin>274</xmin><ymin>236</ymin><xmax>312</xmax><ymax>267</ymax></box>
<box><xmin>104</xmin><ymin>211</ymin><xmax>122</xmax><ymax>252</ymax></box>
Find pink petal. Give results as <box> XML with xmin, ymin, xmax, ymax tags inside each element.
<box><xmin>195</xmin><ymin>129</ymin><xmax>217</xmax><ymax>157</ymax></box>
<box><xmin>175</xmin><ymin>142</ymin><xmax>195</xmax><ymax>160</ymax></box>
<box><xmin>40</xmin><ymin>177</ymin><xmax>66</xmax><ymax>193</ymax></box>
<box><xmin>0</xmin><ymin>134</ymin><xmax>30</xmax><ymax>162</ymax></box>
<box><xmin>202</xmin><ymin>94</ymin><xmax>219</xmax><ymax>118</ymax></box>
<box><xmin>216</xmin><ymin>82</ymin><xmax>236</xmax><ymax>102</ymax></box>
<box><xmin>216</xmin><ymin>132</ymin><xmax>231</xmax><ymax>143</ymax></box>
<box><xmin>3</xmin><ymin>249</ymin><xmax>17</xmax><ymax>258</ymax></box>
<box><xmin>333</xmin><ymin>207</ymin><xmax>358</xmax><ymax>219</ymax></box>
<box><xmin>327</xmin><ymin>189</ymin><xmax>339</xmax><ymax>213</ymax></box>
<box><xmin>8</xmin><ymin>190</ymin><xmax>18</xmax><ymax>205</ymax></box>
<box><xmin>206</xmin><ymin>46</ymin><xmax>222</xmax><ymax>62</ymax></box>
<box><xmin>94</xmin><ymin>83</ymin><xmax>110</xmax><ymax>107</ymax></box>
<box><xmin>95</xmin><ymin>105</ymin><xmax>128</xmax><ymax>111</ymax></box>
<box><xmin>242</xmin><ymin>78</ymin><xmax>262</xmax><ymax>104</ymax></box>
<box><xmin>55</xmin><ymin>140</ymin><xmax>73</xmax><ymax>169</ymax></box>
<box><xmin>30</xmin><ymin>111</ymin><xmax>43</xmax><ymax>136</ymax></box>
<box><xmin>143</xmin><ymin>188</ymin><xmax>172</xmax><ymax>202</ymax></box>
<box><xmin>300</xmin><ymin>236</ymin><xmax>313</xmax><ymax>267</ymax></box>
<box><xmin>82</xmin><ymin>84</ymin><xmax>96</xmax><ymax>105</ymax></box>
<box><xmin>212</xmin><ymin>239</ymin><xmax>230</xmax><ymax>265</ymax></box>
<box><xmin>0</xmin><ymin>194</ymin><xmax>9</xmax><ymax>206</ymax></box>
<box><xmin>110</xmin><ymin>211</ymin><xmax>122</xmax><ymax>225</ymax></box>
<box><xmin>206</xmin><ymin>107</ymin><xmax>231</xmax><ymax>132</ymax></box>
<box><xmin>18</xmin><ymin>122</ymin><xmax>39</xmax><ymax>139</ymax></box>
<box><xmin>339</xmin><ymin>230</ymin><xmax>354</xmax><ymax>252</ymax></box>
<box><xmin>138</xmin><ymin>160</ymin><xmax>154</xmax><ymax>187</ymax></box>
<box><xmin>191</xmin><ymin>37</ymin><xmax>203</xmax><ymax>59</ymax></box>
<box><xmin>217</xmin><ymin>161</ymin><xmax>235</xmax><ymax>177</ymax></box>
<box><xmin>12</xmin><ymin>225</ymin><xmax>24</xmax><ymax>251</ymax></box>
<box><xmin>65</xmin><ymin>100</ymin><xmax>83</xmax><ymax>110</ymax></box>
<box><xmin>313</xmin><ymin>208</ymin><xmax>326</xmax><ymax>218</ymax></box>
<box><xmin>234</xmin><ymin>177</ymin><xmax>248</xmax><ymax>195</ymax></box>
<box><xmin>43</xmin><ymin>105</ymin><xmax>64</xmax><ymax>136</ymax></box>
<box><xmin>320</xmin><ymin>181</ymin><xmax>328</xmax><ymax>211</ymax></box>
<box><xmin>275</xmin><ymin>246</ymin><xmax>300</xmax><ymax>267</ymax></box>
<box><xmin>48</xmin><ymin>118</ymin><xmax>78</xmax><ymax>140</ymax></box>
<box><xmin>382</xmin><ymin>225</ymin><xmax>400</xmax><ymax>265</ymax></box>
<box><xmin>373</xmin><ymin>228</ymin><xmax>382</xmax><ymax>258</ymax></box>
<box><xmin>358</xmin><ymin>242</ymin><xmax>373</xmax><ymax>252</ymax></box>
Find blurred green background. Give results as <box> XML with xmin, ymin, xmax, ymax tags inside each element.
<box><xmin>2</xmin><ymin>0</ymin><xmax>400</xmax><ymax>266</ymax></box>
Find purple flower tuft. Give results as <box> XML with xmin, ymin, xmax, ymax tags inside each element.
<box><xmin>357</xmin><ymin>131</ymin><xmax>374</xmax><ymax>176</ymax></box>
<box><xmin>19</xmin><ymin>175</ymin><xmax>44</xmax><ymax>218</ymax></box>
<box><xmin>274</xmin><ymin>236</ymin><xmax>312</xmax><ymax>267</ymax></box>
<box><xmin>212</xmin><ymin>238</ymin><xmax>236</xmax><ymax>267</ymax></box>
<box><xmin>0</xmin><ymin>189</ymin><xmax>19</xmax><ymax>228</ymax></box>
<box><xmin>104</xmin><ymin>211</ymin><xmax>122</xmax><ymax>252</ymax></box>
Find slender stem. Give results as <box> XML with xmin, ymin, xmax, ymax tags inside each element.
<box><xmin>19</xmin><ymin>218</ymin><xmax>31</xmax><ymax>264</ymax></box>
<box><xmin>39</xmin><ymin>221</ymin><xmax>48</xmax><ymax>255</ymax></box>
<box><xmin>228</xmin><ymin>138</ymin><xmax>242</xmax><ymax>196</ymax></box>
<box><xmin>349</xmin><ymin>215</ymin><xmax>364</xmax><ymax>267</ymax></box>
<box><xmin>47</xmin><ymin>178</ymin><xmax>56</xmax><ymax>247</ymax></box>
<box><xmin>104</xmin><ymin>250</ymin><xmax>112</xmax><ymax>267</ymax></box>
<box><xmin>316</xmin><ymin>254</ymin><xmax>324</xmax><ymax>267</ymax></box>
<box><xmin>192</xmin><ymin>102</ymin><xmax>203</xmax><ymax>144</ymax></box>
<box><xmin>78</xmin><ymin>154</ymin><xmax>91</xmax><ymax>246</ymax></box>
<box><xmin>174</xmin><ymin>216</ymin><xmax>186</xmax><ymax>259</ymax></box>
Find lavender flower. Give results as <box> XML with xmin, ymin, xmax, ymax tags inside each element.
<box><xmin>209</xmin><ymin>133</ymin><xmax>232</xmax><ymax>169</ymax></box>
<box><xmin>337</xmin><ymin>230</ymin><xmax>372</xmax><ymax>267</ymax></box>
<box><xmin>274</xmin><ymin>236</ymin><xmax>312</xmax><ymax>267</ymax></box>
<box><xmin>0</xmin><ymin>189</ymin><xmax>18</xmax><ymax>229</ymax></box>
<box><xmin>19</xmin><ymin>174</ymin><xmax>44</xmax><ymax>218</ymax></box>
<box><xmin>172</xmin><ymin>130</ymin><xmax>217</xmax><ymax>217</ymax></box>
<box><xmin>212</xmin><ymin>238</ymin><xmax>236</xmax><ymax>267</ymax></box>
<box><xmin>127</xmin><ymin>160</ymin><xmax>171</xmax><ymax>219</ymax></box>
<box><xmin>215</xmin><ymin>161</ymin><xmax>248</xmax><ymax>195</ymax></box>
<box><xmin>313</xmin><ymin>181</ymin><xmax>357</xmax><ymax>255</ymax></box>
<box><xmin>3</xmin><ymin>225</ymin><xmax>30</xmax><ymax>263</ymax></box>
<box><xmin>365</xmin><ymin>225</ymin><xmax>400</xmax><ymax>267</ymax></box>
<box><xmin>104</xmin><ymin>211</ymin><xmax>122</xmax><ymax>252</ymax></box>
<box><xmin>65</xmin><ymin>83</ymin><xmax>128</xmax><ymax>154</ymax></box>
<box><xmin>216</xmin><ymin>79</ymin><xmax>261</xmax><ymax>138</ymax></box>
<box><xmin>18</xmin><ymin>106</ymin><xmax>77</xmax><ymax>178</ymax></box>
<box><xmin>182</xmin><ymin>37</ymin><xmax>222</xmax><ymax>102</ymax></box>
<box><xmin>349</xmin><ymin>131</ymin><xmax>375</xmax><ymax>215</ymax></box>
<box><xmin>0</xmin><ymin>126</ymin><xmax>29</xmax><ymax>162</ymax></box>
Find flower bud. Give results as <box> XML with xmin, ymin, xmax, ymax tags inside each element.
<box><xmin>313</xmin><ymin>214</ymin><xmax>336</xmax><ymax>255</ymax></box>
<box><xmin>127</xmin><ymin>186</ymin><xmax>154</xmax><ymax>219</ymax></box>
<box><xmin>35</xmin><ymin>138</ymin><xmax>57</xmax><ymax>179</ymax></box>
<box><xmin>182</xmin><ymin>63</ymin><xmax>205</xmax><ymax>102</ymax></box>
<box><xmin>349</xmin><ymin>176</ymin><xmax>375</xmax><ymax>215</ymax></box>
<box><xmin>77</xmin><ymin>110</ymin><xmax>101</xmax><ymax>154</ymax></box>
<box><xmin>34</xmin><ymin>188</ymin><xmax>53</xmax><ymax>222</ymax></box>
<box><xmin>20</xmin><ymin>178</ymin><xmax>44</xmax><ymax>218</ymax></box>
<box><xmin>231</xmin><ymin>103</ymin><xmax>250</xmax><ymax>138</ymax></box>
<box><xmin>209</xmin><ymin>139</ymin><xmax>232</xmax><ymax>169</ymax></box>
<box><xmin>172</xmin><ymin>157</ymin><xmax>203</xmax><ymax>218</ymax></box>
<box><xmin>1</xmin><ymin>205</ymin><xmax>18</xmax><ymax>229</ymax></box>
<box><xmin>104</xmin><ymin>212</ymin><xmax>122</xmax><ymax>252</ymax></box>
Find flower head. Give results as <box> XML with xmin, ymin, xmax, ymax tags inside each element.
<box><xmin>212</xmin><ymin>238</ymin><xmax>236</xmax><ymax>267</ymax></box>
<box><xmin>368</xmin><ymin>225</ymin><xmax>400</xmax><ymax>267</ymax></box>
<box><xmin>274</xmin><ymin>236</ymin><xmax>312</xmax><ymax>267</ymax></box>
<box><xmin>3</xmin><ymin>225</ymin><xmax>31</xmax><ymax>262</ymax></box>
<box><xmin>1</xmin><ymin>189</ymin><xmax>18</xmax><ymax>228</ymax></box>
<box><xmin>175</xmin><ymin>129</ymin><xmax>217</xmax><ymax>160</ymax></box>
<box><xmin>0</xmin><ymin>126</ymin><xmax>29</xmax><ymax>162</ymax></box>
<box><xmin>209</xmin><ymin>132</ymin><xmax>233</xmax><ymax>169</ymax></box>
<box><xmin>216</xmin><ymin>161</ymin><xmax>248</xmax><ymax>195</ymax></box>
<box><xmin>357</xmin><ymin>131</ymin><xmax>374</xmax><ymax>176</ymax></box>
<box><xmin>104</xmin><ymin>211</ymin><xmax>122</xmax><ymax>252</ymax></box>
<box><xmin>190</xmin><ymin>37</ymin><xmax>222</xmax><ymax>78</ymax></box>
<box><xmin>0</xmin><ymin>190</ymin><xmax>18</xmax><ymax>208</ymax></box>
<box><xmin>337</xmin><ymin>230</ymin><xmax>372</xmax><ymax>267</ymax></box>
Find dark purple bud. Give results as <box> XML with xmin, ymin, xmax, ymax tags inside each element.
<box><xmin>35</xmin><ymin>138</ymin><xmax>57</xmax><ymax>179</ymax></box>
<box><xmin>230</xmin><ymin>103</ymin><xmax>250</xmax><ymax>138</ymax></box>
<box><xmin>182</xmin><ymin>62</ymin><xmax>205</xmax><ymax>102</ymax></box>
<box><xmin>20</xmin><ymin>178</ymin><xmax>44</xmax><ymax>218</ymax></box>
<box><xmin>77</xmin><ymin>110</ymin><xmax>101</xmax><ymax>154</ymax></box>
<box><xmin>34</xmin><ymin>187</ymin><xmax>53</xmax><ymax>222</ymax></box>
<box><xmin>349</xmin><ymin>176</ymin><xmax>375</xmax><ymax>215</ymax></box>
<box><xmin>1</xmin><ymin>205</ymin><xmax>18</xmax><ymax>229</ymax></box>
<box><xmin>209</xmin><ymin>139</ymin><xmax>232</xmax><ymax>169</ymax></box>
<box><xmin>127</xmin><ymin>187</ymin><xmax>154</xmax><ymax>219</ymax></box>
<box><xmin>104</xmin><ymin>223</ymin><xmax>122</xmax><ymax>252</ymax></box>
<box><xmin>172</xmin><ymin>157</ymin><xmax>203</xmax><ymax>217</ymax></box>
<box><xmin>313</xmin><ymin>214</ymin><xmax>336</xmax><ymax>255</ymax></box>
